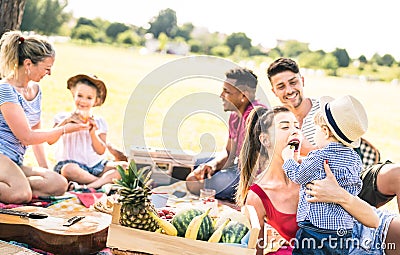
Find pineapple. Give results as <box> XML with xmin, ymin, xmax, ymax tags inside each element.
<box><xmin>115</xmin><ymin>160</ymin><xmax>158</xmax><ymax>232</ymax></box>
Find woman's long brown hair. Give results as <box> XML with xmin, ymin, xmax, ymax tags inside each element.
<box><xmin>236</xmin><ymin>106</ymin><xmax>290</xmax><ymax>206</ymax></box>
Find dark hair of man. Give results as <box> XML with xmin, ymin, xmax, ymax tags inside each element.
<box><xmin>267</xmin><ymin>57</ymin><xmax>300</xmax><ymax>81</ymax></box>
<box><xmin>225</xmin><ymin>68</ymin><xmax>258</xmax><ymax>89</ymax></box>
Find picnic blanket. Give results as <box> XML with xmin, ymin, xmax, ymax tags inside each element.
<box><xmin>0</xmin><ymin>191</ymin><xmax>103</xmax><ymax>211</ymax></box>
<box><xmin>0</xmin><ymin>194</ymin><xmax>73</xmax><ymax>209</ymax></box>
<box><xmin>0</xmin><ymin>240</ymin><xmax>43</xmax><ymax>255</ymax></box>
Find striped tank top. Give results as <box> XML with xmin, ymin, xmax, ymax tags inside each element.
<box><xmin>0</xmin><ymin>82</ymin><xmax>42</xmax><ymax>162</ymax></box>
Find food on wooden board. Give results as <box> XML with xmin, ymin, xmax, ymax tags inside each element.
<box><xmin>171</xmin><ymin>208</ymin><xmax>214</xmax><ymax>241</ymax></box>
<box><xmin>115</xmin><ymin>161</ymin><xmax>158</xmax><ymax>232</ymax></box>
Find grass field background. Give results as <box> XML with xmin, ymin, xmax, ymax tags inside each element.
<box><xmin>24</xmin><ymin>42</ymin><xmax>399</xmax><ymax>212</ymax></box>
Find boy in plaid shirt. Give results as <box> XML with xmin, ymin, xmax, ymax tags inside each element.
<box><xmin>282</xmin><ymin>95</ymin><xmax>368</xmax><ymax>254</ymax></box>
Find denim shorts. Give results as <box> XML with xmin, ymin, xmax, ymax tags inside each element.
<box><xmin>0</xmin><ymin>143</ymin><xmax>23</xmax><ymax>165</ymax></box>
<box><xmin>349</xmin><ymin>209</ymin><xmax>397</xmax><ymax>255</ymax></box>
<box><xmin>293</xmin><ymin>221</ymin><xmax>352</xmax><ymax>255</ymax></box>
<box><xmin>54</xmin><ymin>159</ymin><xmax>108</xmax><ymax>176</ymax></box>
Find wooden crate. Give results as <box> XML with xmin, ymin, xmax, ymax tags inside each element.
<box><xmin>107</xmin><ymin>203</ymin><xmax>260</xmax><ymax>255</ymax></box>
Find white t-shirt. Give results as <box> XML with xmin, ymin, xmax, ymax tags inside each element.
<box><xmin>54</xmin><ymin>112</ymin><xmax>108</xmax><ymax>167</ymax></box>
<box><xmin>301</xmin><ymin>98</ymin><xmax>320</xmax><ymax>146</ymax></box>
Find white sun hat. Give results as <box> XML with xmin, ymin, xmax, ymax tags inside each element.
<box><xmin>319</xmin><ymin>95</ymin><xmax>368</xmax><ymax>148</ymax></box>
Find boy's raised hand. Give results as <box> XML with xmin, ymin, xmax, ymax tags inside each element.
<box><xmin>282</xmin><ymin>144</ymin><xmax>295</xmax><ymax>161</ymax></box>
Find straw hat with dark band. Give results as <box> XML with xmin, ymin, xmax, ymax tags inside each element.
<box><xmin>320</xmin><ymin>95</ymin><xmax>368</xmax><ymax>148</ymax></box>
<box><xmin>67</xmin><ymin>74</ymin><xmax>107</xmax><ymax>106</ymax></box>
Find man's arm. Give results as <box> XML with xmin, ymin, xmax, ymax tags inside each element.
<box><xmin>194</xmin><ymin>137</ymin><xmax>234</xmax><ymax>179</ymax></box>
<box><xmin>214</xmin><ymin>137</ymin><xmax>235</xmax><ymax>170</ymax></box>
<box><xmin>186</xmin><ymin>137</ymin><xmax>235</xmax><ymax>195</ymax></box>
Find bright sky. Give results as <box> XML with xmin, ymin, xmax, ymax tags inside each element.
<box><xmin>66</xmin><ymin>0</ymin><xmax>400</xmax><ymax>60</ymax></box>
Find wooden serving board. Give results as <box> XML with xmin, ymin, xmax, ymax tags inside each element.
<box><xmin>107</xmin><ymin>203</ymin><xmax>259</xmax><ymax>255</ymax></box>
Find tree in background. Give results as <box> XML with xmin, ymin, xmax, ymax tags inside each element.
<box><xmin>116</xmin><ymin>30</ymin><xmax>142</xmax><ymax>46</ymax></box>
<box><xmin>231</xmin><ymin>45</ymin><xmax>249</xmax><ymax>62</ymax></box>
<box><xmin>106</xmin><ymin>22</ymin><xmax>130</xmax><ymax>41</ymax></box>
<box><xmin>372</xmin><ymin>53</ymin><xmax>397</xmax><ymax>67</ymax></box>
<box><xmin>298</xmin><ymin>51</ymin><xmax>325</xmax><ymax>69</ymax></box>
<box><xmin>19</xmin><ymin>0</ymin><xmax>36</xmax><ymax>31</ymax></box>
<box><xmin>268</xmin><ymin>48</ymin><xmax>283</xmax><ymax>60</ymax></box>
<box><xmin>248</xmin><ymin>45</ymin><xmax>265</xmax><ymax>57</ymax></box>
<box><xmin>175</xmin><ymin>22</ymin><xmax>194</xmax><ymax>41</ymax></box>
<box><xmin>148</xmin><ymin>8</ymin><xmax>177</xmax><ymax>38</ymax></box>
<box><xmin>21</xmin><ymin>0</ymin><xmax>70</xmax><ymax>35</ymax></box>
<box><xmin>332</xmin><ymin>48</ymin><xmax>350</xmax><ymax>67</ymax></box>
<box><xmin>71</xmin><ymin>25</ymin><xmax>98</xmax><ymax>42</ymax></box>
<box><xmin>225</xmin><ymin>32</ymin><xmax>252</xmax><ymax>54</ymax></box>
<box><xmin>320</xmin><ymin>53</ymin><xmax>339</xmax><ymax>75</ymax></box>
<box><xmin>11</xmin><ymin>3</ymin><xmax>399</xmax><ymax>82</ymax></box>
<box><xmin>70</xmin><ymin>17</ymin><xmax>111</xmax><ymax>43</ymax></box>
<box><xmin>189</xmin><ymin>28</ymin><xmax>225</xmax><ymax>55</ymax></box>
<box><xmin>358</xmin><ymin>55</ymin><xmax>368</xmax><ymax>64</ymax></box>
<box><xmin>380</xmin><ymin>54</ymin><xmax>395</xmax><ymax>67</ymax></box>
<box><xmin>280</xmin><ymin>40</ymin><xmax>310</xmax><ymax>58</ymax></box>
<box><xmin>0</xmin><ymin>0</ymin><xmax>27</xmax><ymax>37</ymax></box>
<box><xmin>210</xmin><ymin>45</ymin><xmax>231</xmax><ymax>57</ymax></box>
<box><xmin>75</xmin><ymin>17</ymin><xmax>97</xmax><ymax>28</ymax></box>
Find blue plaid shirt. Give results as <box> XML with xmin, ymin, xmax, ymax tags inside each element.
<box><xmin>283</xmin><ymin>142</ymin><xmax>362</xmax><ymax>230</ymax></box>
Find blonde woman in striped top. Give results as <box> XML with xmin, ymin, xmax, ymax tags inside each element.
<box><xmin>0</xmin><ymin>30</ymin><xmax>88</xmax><ymax>203</ymax></box>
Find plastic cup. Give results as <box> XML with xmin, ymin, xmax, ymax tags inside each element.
<box><xmin>199</xmin><ymin>188</ymin><xmax>216</xmax><ymax>199</ymax></box>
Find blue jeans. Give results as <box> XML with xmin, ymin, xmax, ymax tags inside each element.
<box><xmin>293</xmin><ymin>221</ymin><xmax>352</xmax><ymax>255</ymax></box>
<box><xmin>195</xmin><ymin>157</ymin><xmax>239</xmax><ymax>201</ymax></box>
<box><xmin>349</xmin><ymin>209</ymin><xmax>397</xmax><ymax>254</ymax></box>
<box><xmin>204</xmin><ymin>165</ymin><xmax>239</xmax><ymax>201</ymax></box>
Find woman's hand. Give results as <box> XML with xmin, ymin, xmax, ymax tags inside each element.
<box><xmin>64</xmin><ymin>122</ymin><xmax>90</xmax><ymax>134</ymax></box>
<box><xmin>58</xmin><ymin>112</ymin><xmax>85</xmax><ymax>126</ymax></box>
<box><xmin>306</xmin><ymin>160</ymin><xmax>379</xmax><ymax>228</ymax></box>
<box><xmin>305</xmin><ymin>160</ymin><xmax>349</xmax><ymax>204</ymax></box>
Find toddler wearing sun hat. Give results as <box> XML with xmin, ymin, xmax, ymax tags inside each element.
<box><xmin>282</xmin><ymin>95</ymin><xmax>369</xmax><ymax>255</ymax></box>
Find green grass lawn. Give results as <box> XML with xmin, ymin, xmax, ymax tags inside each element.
<box><xmin>24</xmin><ymin>42</ymin><xmax>399</xmax><ymax>212</ymax></box>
